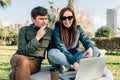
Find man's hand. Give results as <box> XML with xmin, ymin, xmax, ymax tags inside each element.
<box><xmin>35</xmin><ymin>26</ymin><xmax>46</xmax><ymax>41</ymax></box>
<box><xmin>82</xmin><ymin>47</ymin><xmax>93</xmax><ymax>58</ymax></box>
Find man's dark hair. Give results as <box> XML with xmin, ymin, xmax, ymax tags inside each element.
<box><xmin>31</xmin><ymin>6</ymin><xmax>48</xmax><ymax>19</ymax></box>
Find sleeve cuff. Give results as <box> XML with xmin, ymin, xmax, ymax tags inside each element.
<box><xmin>30</xmin><ymin>38</ymin><xmax>41</xmax><ymax>48</ymax></box>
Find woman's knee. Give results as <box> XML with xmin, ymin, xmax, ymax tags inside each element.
<box><xmin>48</xmin><ymin>49</ymin><xmax>60</xmax><ymax>58</ymax></box>
<box><xmin>93</xmin><ymin>47</ymin><xmax>99</xmax><ymax>51</ymax></box>
<box><xmin>92</xmin><ymin>47</ymin><xmax>100</xmax><ymax>57</ymax></box>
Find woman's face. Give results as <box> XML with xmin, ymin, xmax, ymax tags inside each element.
<box><xmin>61</xmin><ymin>10</ymin><xmax>74</xmax><ymax>28</ymax></box>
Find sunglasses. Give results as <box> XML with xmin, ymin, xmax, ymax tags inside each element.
<box><xmin>61</xmin><ymin>16</ymin><xmax>74</xmax><ymax>21</ymax></box>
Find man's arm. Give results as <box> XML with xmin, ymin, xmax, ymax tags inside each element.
<box><xmin>16</xmin><ymin>27</ymin><xmax>43</xmax><ymax>55</ymax></box>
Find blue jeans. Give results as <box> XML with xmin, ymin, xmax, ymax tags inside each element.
<box><xmin>48</xmin><ymin>47</ymin><xmax>99</xmax><ymax>68</ymax></box>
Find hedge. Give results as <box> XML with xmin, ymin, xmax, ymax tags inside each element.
<box><xmin>91</xmin><ymin>37</ymin><xmax>120</xmax><ymax>51</ymax></box>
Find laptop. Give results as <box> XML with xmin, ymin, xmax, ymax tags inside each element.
<box><xmin>75</xmin><ymin>56</ymin><xmax>107</xmax><ymax>80</ymax></box>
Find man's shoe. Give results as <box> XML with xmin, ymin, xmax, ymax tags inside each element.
<box><xmin>8</xmin><ymin>70</ymin><xmax>12</xmax><ymax>77</ymax></box>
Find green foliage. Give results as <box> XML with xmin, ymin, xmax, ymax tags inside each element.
<box><xmin>0</xmin><ymin>46</ymin><xmax>17</xmax><ymax>80</ymax></box>
<box><xmin>0</xmin><ymin>0</ymin><xmax>11</xmax><ymax>8</ymax></box>
<box><xmin>48</xmin><ymin>1</ymin><xmax>59</xmax><ymax>28</ymax></box>
<box><xmin>91</xmin><ymin>37</ymin><xmax>120</xmax><ymax>51</ymax></box>
<box><xmin>7</xmin><ymin>29</ymin><xmax>18</xmax><ymax>45</ymax></box>
<box><xmin>95</xmin><ymin>26</ymin><xmax>115</xmax><ymax>37</ymax></box>
<box><xmin>118</xmin><ymin>27</ymin><xmax>120</xmax><ymax>34</ymax></box>
<box><xmin>0</xmin><ymin>28</ymin><xmax>2</xmax><ymax>39</ymax></box>
<box><xmin>0</xmin><ymin>27</ymin><xmax>18</xmax><ymax>45</ymax></box>
<box><xmin>67</xmin><ymin>0</ymin><xmax>76</xmax><ymax>8</ymax></box>
<box><xmin>1</xmin><ymin>27</ymin><xmax>9</xmax><ymax>41</ymax></box>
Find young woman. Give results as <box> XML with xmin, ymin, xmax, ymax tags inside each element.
<box><xmin>48</xmin><ymin>7</ymin><xmax>100</xmax><ymax>73</ymax></box>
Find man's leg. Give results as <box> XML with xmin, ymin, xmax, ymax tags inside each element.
<box><xmin>10</xmin><ymin>54</ymin><xmax>40</xmax><ymax>80</ymax></box>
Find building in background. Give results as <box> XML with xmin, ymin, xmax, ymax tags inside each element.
<box><xmin>106</xmin><ymin>8</ymin><xmax>118</xmax><ymax>36</ymax></box>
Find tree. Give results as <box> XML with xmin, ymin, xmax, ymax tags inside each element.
<box><xmin>95</xmin><ymin>26</ymin><xmax>115</xmax><ymax>37</ymax></box>
<box><xmin>8</xmin><ymin>29</ymin><xmax>18</xmax><ymax>45</ymax></box>
<box><xmin>48</xmin><ymin>1</ymin><xmax>59</xmax><ymax>28</ymax></box>
<box><xmin>0</xmin><ymin>28</ymin><xmax>2</xmax><ymax>39</ymax></box>
<box><xmin>0</xmin><ymin>27</ymin><xmax>18</xmax><ymax>45</ymax></box>
<box><xmin>67</xmin><ymin>0</ymin><xmax>76</xmax><ymax>8</ymax></box>
<box><xmin>118</xmin><ymin>27</ymin><xmax>120</xmax><ymax>34</ymax></box>
<box><xmin>75</xmin><ymin>10</ymin><xmax>93</xmax><ymax>37</ymax></box>
<box><xmin>76</xmin><ymin>10</ymin><xmax>92</xmax><ymax>30</ymax></box>
<box><xmin>0</xmin><ymin>0</ymin><xmax>11</xmax><ymax>8</ymax></box>
<box><xmin>0</xmin><ymin>27</ymin><xmax>9</xmax><ymax>41</ymax></box>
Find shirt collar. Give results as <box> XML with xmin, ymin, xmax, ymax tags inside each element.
<box><xmin>32</xmin><ymin>23</ymin><xmax>39</xmax><ymax>30</ymax></box>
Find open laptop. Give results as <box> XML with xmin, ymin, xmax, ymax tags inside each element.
<box><xmin>74</xmin><ymin>56</ymin><xmax>107</xmax><ymax>80</ymax></box>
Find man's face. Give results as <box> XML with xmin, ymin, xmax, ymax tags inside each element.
<box><xmin>32</xmin><ymin>15</ymin><xmax>48</xmax><ymax>28</ymax></box>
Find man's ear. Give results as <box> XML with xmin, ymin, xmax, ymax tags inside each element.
<box><xmin>31</xmin><ymin>17</ymin><xmax>34</xmax><ymax>22</ymax></box>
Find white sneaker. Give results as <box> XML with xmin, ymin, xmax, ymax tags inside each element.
<box><xmin>8</xmin><ymin>70</ymin><xmax>12</xmax><ymax>77</ymax></box>
<box><xmin>59</xmin><ymin>65</ymin><xmax>69</xmax><ymax>73</ymax></box>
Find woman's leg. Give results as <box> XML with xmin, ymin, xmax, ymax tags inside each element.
<box><xmin>92</xmin><ymin>47</ymin><xmax>100</xmax><ymax>57</ymax></box>
<box><xmin>10</xmin><ymin>54</ymin><xmax>40</xmax><ymax>80</ymax></box>
<box><xmin>74</xmin><ymin>47</ymin><xmax>100</xmax><ymax>63</ymax></box>
<box><xmin>48</xmin><ymin>48</ymin><xmax>71</xmax><ymax>68</ymax></box>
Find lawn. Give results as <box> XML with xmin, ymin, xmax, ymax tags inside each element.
<box><xmin>0</xmin><ymin>46</ymin><xmax>17</xmax><ymax>80</ymax></box>
<box><xmin>0</xmin><ymin>46</ymin><xmax>120</xmax><ymax>80</ymax></box>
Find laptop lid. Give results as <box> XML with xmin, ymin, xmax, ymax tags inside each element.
<box><xmin>75</xmin><ymin>56</ymin><xmax>107</xmax><ymax>80</ymax></box>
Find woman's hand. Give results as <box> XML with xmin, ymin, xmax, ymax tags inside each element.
<box><xmin>72</xmin><ymin>62</ymin><xmax>79</xmax><ymax>71</ymax></box>
<box><xmin>82</xmin><ymin>47</ymin><xmax>93</xmax><ymax>58</ymax></box>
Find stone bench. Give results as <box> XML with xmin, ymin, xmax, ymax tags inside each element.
<box><xmin>30</xmin><ymin>65</ymin><xmax>113</xmax><ymax>80</ymax></box>
<box><xmin>31</xmin><ymin>49</ymin><xmax>111</xmax><ymax>80</ymax></box>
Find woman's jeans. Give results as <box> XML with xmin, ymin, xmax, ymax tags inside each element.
<box><xmin>48</xmin><ymin>47</ymin><xmax>99</xmax><ymax>68</ymax></box>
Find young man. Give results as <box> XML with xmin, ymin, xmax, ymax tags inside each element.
<box><xmin>9</xmin><ymin>6</ymin><xmax>52</xmax><ymax>80</ymax></box>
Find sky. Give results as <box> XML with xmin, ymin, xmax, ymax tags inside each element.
<box><xmin>0</xmin><ymin>0</ymin><xmax>120</xmax><ymax>33</ymax></box>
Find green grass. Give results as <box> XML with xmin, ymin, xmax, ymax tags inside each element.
<box><xmin>0</xmin><ymin>46</ymin><xmax>120</xmax><ymax>80</ymax></box>
<box><xmin>106</xmin><ymin>55</ymin><xmax>120</xmax><ymax>80</ymax></box>
<box><xmin>0</xmin><ymin>46</ymin><xmax>17</xmax><ymax>80</ymax></box>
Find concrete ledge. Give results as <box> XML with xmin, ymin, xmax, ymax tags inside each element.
<box><xmin>30</xmin><ymin>65</ymin><xmax>113</xmax><ymax>80</ymax></box>
<box><xmin>30</xmin><ymin>65</ymin><xmax>51</xmax><ymax>80</ymax></box>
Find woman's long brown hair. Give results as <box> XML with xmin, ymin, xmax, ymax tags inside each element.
<box><xmin>59</xmin><ymin>7</ymin><xmax>77</xmax><ymax>48</ymax></box>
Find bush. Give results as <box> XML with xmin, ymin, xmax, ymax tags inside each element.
<box><xmin>91</xmin><ymin>37</ymin><xmax>120</xmax><ymax>51</ymax></box>
<box><xmin>95</xmin><ymin>26</ymin><xmax>114</xmax><ymax>37</ymax></box>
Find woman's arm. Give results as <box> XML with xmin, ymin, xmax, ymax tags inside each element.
<box><xmin>78</xmin><ymin>25</ymin><xmax>94</xmax><ymax>50</ymax></box>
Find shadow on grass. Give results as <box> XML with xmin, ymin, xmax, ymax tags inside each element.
<box><xmin>107</xmin><ymin>62</ymin><xmax>120</xmax><ymax>65</ymax></box>
<box><xmin>0</xmin><ymin>67</ymin><xmax>11</xmax><ymax>71</ymax></box>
